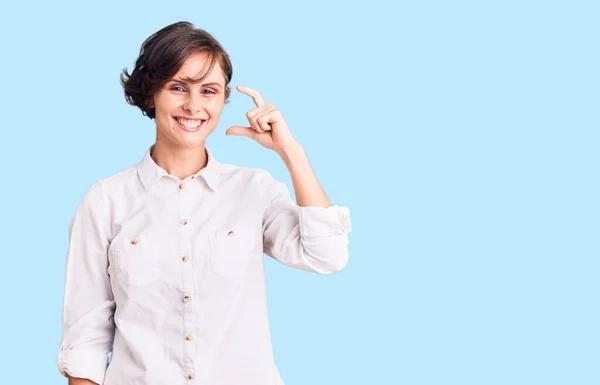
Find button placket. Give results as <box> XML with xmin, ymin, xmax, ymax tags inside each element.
<box><xmin>178</xmin><ymin>180</ymin><xmax>196</xmax><ymax>379</ymax></box>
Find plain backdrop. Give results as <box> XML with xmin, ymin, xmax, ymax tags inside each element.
<box><xmin>0</xmin><ymin>1</ymin><xmax>598</xmax><ymax>384</ymax></box>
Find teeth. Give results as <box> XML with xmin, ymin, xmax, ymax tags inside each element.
<box><xmin>176</xmin><ymin>117</ymin><xmax>204</xmax><ymax>128</ymax></box>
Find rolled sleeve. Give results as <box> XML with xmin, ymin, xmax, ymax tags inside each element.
<box><xmin>56</xmin><ymin>347</ymin><xmax>110</xmax><ymax>385</ymax></box>
<box><xmin>56</xmin><ymin>181</ymin><xmax>115</xmax><ymax>384</ymax></box>
<box><xmin>260</xmin><ymin>170</ymin><xmax>353</xmax><ymax>274</ymax></box>
<box><xmin>298</xmin><ymin>205</ymin><xmax>352</xmax><ymax>237</ymax></box>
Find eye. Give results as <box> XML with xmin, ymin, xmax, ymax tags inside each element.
<box><xmin>202</xmin><ymin>89</ymin><xmax>217</xmax><ymax>95</ymax></box>
<box><xmin>171</xmin><ymin>86</ymin><xmax>186</xmax><ymax>92</ymax></box>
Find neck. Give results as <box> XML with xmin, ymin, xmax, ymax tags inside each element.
<box><xmin>151</xmin><ymin>139</ymin><xmax>208</xmax><ymax>180</ymax></box>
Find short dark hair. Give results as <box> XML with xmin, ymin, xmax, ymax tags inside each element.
<box><xmin>120</xmin><ymin>21</ymin><xmax>233</xmax><ymax>119</ymax></box>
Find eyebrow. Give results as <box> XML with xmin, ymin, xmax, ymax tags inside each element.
<box><xmin>169</xmin><ymin>78</ymin><xmax>223</xmax><ymax>89</ymax></box>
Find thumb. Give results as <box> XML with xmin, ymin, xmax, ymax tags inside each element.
<box><xmin>225</xmin><ymin>126</ymin><xmax>254</xmax><ymax>137</ymax></box>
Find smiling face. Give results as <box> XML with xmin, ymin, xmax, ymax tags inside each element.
<box><xmin>150</xmin><ymin>52</ymin><xmax>226</xmax><ymax>149</ymax></box>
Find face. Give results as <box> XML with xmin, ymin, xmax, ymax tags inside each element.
<box><xmin>150</xmin><ymin>52</ymin><xmax>226</xmax><ymax>149</ymax></box>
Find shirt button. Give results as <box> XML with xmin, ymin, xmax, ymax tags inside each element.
<box><xmin>178</xmin><ymin>182</ymin><xmax>185</xmax><ymax>190</ymax></box>
<box><xmin>182</xmin><ymin>256</ymin><xmax>189</xmax><ymax>262</ymax></box>
<box><xmin>183</xmin><ymin>295</ymin><xmax>191</xmax><ymax>303</ymax></box>
<box><xmin>186</xmin><ymin>334</ymin><xmax>193</xmax><ymax>341</ymax></box>
<box><xmin>190</xmin><ymin>175</ymin><xmax>196</xmax><ymax>179</ymax></box>
<box><xmin>188</xmin><ymin>373</ymin><xmax>196</xmax><ymax>380</ymax></box>
<box><xmin>130</xmin><ymin>238</ymin><xmax>139</xmax><ymax>245</ymax></box>
<box><xmin>227</xmin><ymin>230</ymin><xmax>235</xmax><ymax>237</ymax></box>
<box><xmin>180</xmin><ymin>219</ymin><xmax>188</xmax><ymax>225</ymax></box>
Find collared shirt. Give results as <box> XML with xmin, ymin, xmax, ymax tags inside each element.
<box><xmin>56</xmin><ymin>145</ymin><xmax>352</xmax><ymax>385</ymax></box>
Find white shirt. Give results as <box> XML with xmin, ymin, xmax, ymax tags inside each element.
<box><xmin>56</xmin><ymin>145</ymin><xmax>352</xmax><ymax>385</ymax></box>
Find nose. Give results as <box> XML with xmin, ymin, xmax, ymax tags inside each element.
<box><xmin>182</xmin><ymin>92</ymin><xmax>202</xmax><ymax>114</ymax></box>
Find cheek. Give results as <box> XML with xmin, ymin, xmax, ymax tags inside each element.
<box><xmin>155</xmin><ymin>93</ymin><xmax>179</xmax><ymax>112</ymax></box>
<box><xmin>207</xmin><ymin>97</ymin><xmax>225</xmax><ymax>114</ymax></box>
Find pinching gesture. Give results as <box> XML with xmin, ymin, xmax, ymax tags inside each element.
<box><xmin>225</xmin><ymin>86</ymin><xmax>300</xmax><ymax>155</ymax></box>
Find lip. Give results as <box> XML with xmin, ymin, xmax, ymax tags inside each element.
<box><xmin>173</xmin><ymin>116</ymin><xmax>206</xmax><ymax>132</ymax></box>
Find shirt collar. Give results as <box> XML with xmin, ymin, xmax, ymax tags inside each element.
<box><xmin>137</xmin><ymin>144</ymin><xmax>221</xmax><ymax>191</ymax></box>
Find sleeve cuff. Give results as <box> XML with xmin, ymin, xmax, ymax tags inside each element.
<box><xmin>56</xmin><ymin>347</ymin><xmax>109</xmax><ymax>385</ymax></box>
<box><xmin>299</xmin><ymin>205</ymin><xmax>352</xmax><ymax>237</ymax></box>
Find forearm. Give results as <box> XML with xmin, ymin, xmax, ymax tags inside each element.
<box><xmin>67</xmin><ymin>374</ymin><xmax>98</xmax><ymax>385</ymax></box>
<box><xmin>278</xmin><ymin>143</ymin><xmax>331</xmax><ymax>208</ymax></box>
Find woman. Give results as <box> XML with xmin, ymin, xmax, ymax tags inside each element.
<box><xmin>56</xmin><ymin>21</ymin><xmax>352</xmax><ymax>385</ymax></box>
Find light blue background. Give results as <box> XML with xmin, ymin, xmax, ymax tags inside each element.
<box><xmin>0</xmin><ymin>1</ymin><xmax>598</xmax><ymax>384</ymax></box>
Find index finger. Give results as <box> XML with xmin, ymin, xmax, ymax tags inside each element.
<box><xmin>237</xmin><ymin>85</ymin><xmax>266</xmax><ymax>108</ymax></box>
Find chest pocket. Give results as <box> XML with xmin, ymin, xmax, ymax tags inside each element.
<box><xmin>209</xmin><ymin>225</ymin><xmax>256</xmax><ymax>278</ymax></box>
<box><xmin>112</xmin><ymin>232</ymin><xmax>167</xmax><ymax>287</ymax></box>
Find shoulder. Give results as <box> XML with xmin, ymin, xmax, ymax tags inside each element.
<box><xmin>98</xmin><ymin>165</ymin><xmax>138</xmax><ymax>194</ymax></box>
<box><xmin>216</xmin><ymin>161</ymin><xmax>287</xmax><ymax>198</ymax></box>
<box><xmin>216</xmin><ymin>160</ymin><xmax>279</xmax><ymax>185</ymax></box>
<box><xmin>75</xmin><ymin>164</ymin><xmax>138</xmax><ymax>208</ymax></box>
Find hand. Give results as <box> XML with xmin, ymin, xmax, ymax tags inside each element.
<box><xmin>225</xmin><ymin>86</ymin><xmax>300</xmax><ymax>155</ymax></box>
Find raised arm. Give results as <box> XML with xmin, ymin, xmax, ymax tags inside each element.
<box><xmin>260</xmin><ymin>146</ymin><xmax>352</xmax><ymax>274</ymax></box>
<box><xmin>225</xmin><ymin>85</ymin><xmax>352</xmax><ymax>273</ymax></box>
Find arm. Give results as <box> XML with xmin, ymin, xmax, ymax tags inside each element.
<box><xmin>277</xmin><ymin>143</ymin><xmax>331</xmax><ymax>208</ymax></box>
<box><xmin>67</xmin><ymin>374</ymin><xmax>100</xmax><ymax>385</ymax></box>
<box><xmin>56</xmin><ymin>182</ymin><xmax>116</xmax><ymax>385</ymax></box>
<box><xmin>224</xmin><ymin>86</ymin><xmax>352</xmax><ymax>273</ymax></box>
<box><xmin>262</xmin><ymin>144</ymin><xmax>353</xmax><ymax>274</ymax></box>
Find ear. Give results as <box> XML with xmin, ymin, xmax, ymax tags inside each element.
<box><xmin>146</xmin><ymin>97</ymin><xmax>155</xmax><ymax>109</ymax></box>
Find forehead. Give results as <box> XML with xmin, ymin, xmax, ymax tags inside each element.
<box><xmin>175</xmin><ymin>52</ymin><xmax>223</xmax><ymax>82</ymax></box>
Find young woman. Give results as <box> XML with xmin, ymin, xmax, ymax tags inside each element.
<box><xmin>56</xmin><ymin>21</ymin><xmax>352</xmax><ymax>385</ymax></box>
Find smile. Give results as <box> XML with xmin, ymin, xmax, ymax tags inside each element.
<box><xmin>173</xmin><ymin>117</ymin><xmax>207</xmax><ymax>132</ymax></box>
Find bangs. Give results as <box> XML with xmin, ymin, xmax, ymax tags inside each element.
<box><xmin>179</xmin><ymin>51</ymin><xmax>219</xmax><ymax>84</ymax></box>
